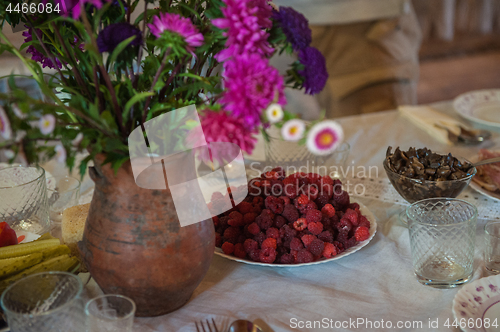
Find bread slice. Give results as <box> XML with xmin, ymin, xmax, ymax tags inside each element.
<box><xmin>61</xmin><ymin>203</ymin><xmax>90</xmax><ymax>264</ymax></box>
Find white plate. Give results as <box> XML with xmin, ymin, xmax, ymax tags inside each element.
<box><xmin>214</xmin><ymin>200</ymin><xmax>377</xmax><ymax>267</ymax></box>
<box><xmin>452</xmin><ymin>274</ymin><xmax>500</xmax><ymax>332</ymax></box>
<box><xmin>468</xmin><ymin>155</ymin><xmax>500</xmax><ymax>202</ymax></box>
<box><xmin>454</xmin><ymin>90</ymin><xmax>500</xmax><ymax>130</ymax></box>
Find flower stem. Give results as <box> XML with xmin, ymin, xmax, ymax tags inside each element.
<box><xmin>141</xmin><ymin>49</ymin><xmax>170</xmax><ymax>124</ymax></box>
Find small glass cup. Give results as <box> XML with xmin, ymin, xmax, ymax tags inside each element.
<box><xmin>484</xmin><ymin>220</ymin><xmax>500</xmax><ymax>274</ymax></box>
<box><xmin>264</xmin><ymin>126</ymin><xmax>350</xmax><ymax>179</ymax></box>
<box><xmin>0</xmin><ymin>165</ymin><xmax>50</xmax><ymax>236</ymax></box>
<box><xmin>46</xmin><ymin>176</ymin><xmax>81</xmax><ymax>239</ymax></box>
<box><xmin>85</xmin><ymin>294</ymin><xmax>136</xmax><ymax>332</ymax></box>
<box><xmin>406</xmin><ymin>198</ymin><xmax>478</xmax><ymax>288</ymax></box>
<box><xmin>0</xmin><ymin>271</ymin><xmax>85</xmax><ymax>332</ymax></box>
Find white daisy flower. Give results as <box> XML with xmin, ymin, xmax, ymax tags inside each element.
<box><xmin>39</xmin><ymin>114</ymin><xmax>56</xmax><ymax>135</ymax></box>
<box><xmin>0</xmin><ymin>106</ymin><xmax>12</xmax><ymax>140</ymax></box>
<box><xmin>266</xmin><ymin>103</ymin><xmax>284</xmax><ymax>124</ymax></box>
<box><xmin>55</xmin><ymin>144</ymin><xmax>66</xmax><ymax>163</ymax></box>
<box><xmin>281</xmin><ymin>119</ymin><xmax>305</xmax><ymax>142</ymax></box>
<box><xmin>306</xmin><ymin>120</ymin><xmax>344</xmax><ymax>155</ymax></box>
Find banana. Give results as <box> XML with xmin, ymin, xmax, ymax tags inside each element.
<box><xmin>0</xmin><ymin>254</ymin><xmax>79</xmax><ymax>293</ymax></box>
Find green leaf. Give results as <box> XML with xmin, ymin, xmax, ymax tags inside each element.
<box><xmin>79</xmin><ymin>155</ymin><xmax>93</xmax><ymax>180</ymax></box>
<box><xmin>123</xmin><ymin>91</ymin><xmax>154</xmax><ymax>123</ymax></box>
<box><xmin>106</xmin><ymin>35</ymin><xmax>137</xmax><ymax>69</ymax></box>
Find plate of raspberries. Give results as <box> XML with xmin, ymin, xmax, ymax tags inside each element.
<box><xmin>212</xmin><ymin>168</ymin><xmax>377</xmax><ymax>266</ymax></box>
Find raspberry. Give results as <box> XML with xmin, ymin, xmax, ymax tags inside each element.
<box><xmin>301</xmin><ymin>234</ymin><xmax>316</xmax><ymax>247</ymax></box>
<box><xmin>345</xmin><ymin>236</ymin><xmax>357</xmax><ymax>249</ymax></box>
<box><xmin>321</xmin><ymin>204</ymin><xmax>336</xmax><ymax>218</ymax></box>
<box><xmin>272</xmin><ymin>166</ymin><xmax>285</xmax><ymax>175</ymax></box>
<box><xmin>280</xmin><ymin>196</ymin><xmax>291</xmax><ymax>205</ymax></box>
<box><xmin>252</xmin><ymin>204</ymin><xmax>262</xmax><ymax>214</ymax></box>
<box><xmin>243</xmin><ymin>239</ymin><xmax>259</xmax><ymax>253</ymax></box>
<box><xmin>322</xmin><ymin>242</ymin><xmax>337</xmax><ymax>258</ymax></box>
<box><xmin>221</xmin><ymin>242</ymin><xmax>234</xmax><ymax>255</ymax></box>
<box><xmin>256</xmin><ymin>210</ymin><xmax>274</xmax><ymax>230</ymax></box>
<box><xmin>332</xmin><ymin>190</ymin><xmax>350</xmax><ymax>209</ymax></box>
<box><xmin>300</xmin><ymin>201</ymin><xmax>318</xmax><ymax>215</ymax></box>
<box><xmin>237</xmin><ymin>201</ymin><xmax>254</xmax><ymax>214</ymax></box>
<box><xmin>294</xmin><ymin>194</ymin><xmax>309</xmax><ymax>210</ymax></box>
<box><xmin>223</xmin><ymin>227</ymin><xmax>240</xmax><ymax>243</ymax></box>
<box><xmin>248</xmin><ymin>249</ymin><xmax>261</xmax><ymax>262</ymax></box>
<box><xmin>321</xmin><ymin>175</ymin><xmax>334</xmax><ymax>186</ymax></box>
<box><xmin>307</xmin><ymin>238</ymin><xmax>324</xmax><ymax>256</ymax></box>
<box><xmin>280</xmin><ymin>253</ymin><xmax>294</xmax><ymax>264</ymax></box>
<box><xmin>212</xmin><ymin>216</ymin><xmax>219</xmax><ymax>227</ymax></box>
<box><xmin>280</xmin><ymin>224</ymin><xmax>297</xmax><ymax>240</ymax></box>
<box><xmin>218</xmin><ymin>216</ymin><xmax>229</xmax><ymax>229</ymax></box>
<box><xmin>333</xmin><ymin>241</ymin><xmax>344</xmax><ymax>253</ymax></box>
<box><xmin>293</xmin><ymin>218</ymin><xmax>308</xmax><ymax>231</ymax></box>
<box><xmin>318</xmin><ymin>231</ymin><xmax>333</xmax><ymax>243</ymax></box>
<box><xmin>282</xmin><ymin>204</ymin><xmax>299</xmax><ymax>222</ymax></box>
<box><xmin>307</xmin><ymin>222</ymin><xmax>323</xmax><ymax>235</ymax></box>
<box><xmin>227</xmin><ymin>211</ymin><xmax>244</xmax><ymax>227</ymax></box>
<box><xmin>270</xmin><ymin>180</ymin><xmax>284</xmax><ymax>196</ymax></box>
<box><xmin>259</xmin><ymin>247</ymin><xmax>277</xmax><ymax>263</ymax></box>
<box><xmin>243</xmin><ymin>212</ymin><xmax>258</xmax><ymax>225</ymax></box>
<box><xmin>264</xmin><ymin>171</ymin><xmax>280</xmax><ymax>180</ymax></box>
<box><xmin>321</xmin><ymin>183</ymin><xmax>334</xmax><ymax>198</ymax></box>
<box><xmin>265</xmin><ymin>196</ymin><xmax>284</xmax><ymax>214</ymax></box>
<box><xmin>215</xmin><ymin>233</ymin><xmax>222</xmax><ymax>247</ymax></box>
<box><xmin>253</xmin><ymin>196</ymin><xmax>264</xmax><ymax>206</ymax></box>
<box><xmin>273</xmin><ymin>215</ymin><xmax>287</xmax><ymax>229</ymax></box>
<box><xmin>349</xmin><ymin>202</ymin><xmax>360</xmax><ymax>211</ymax></box>
<box><xmin>337</xmin><ymin>230</ymin><xmax>349</xmax><ymax>246</ymax></box>
<box><xmin>339</xmin><ymin>218</ymin><xmax>353</xmax><ymax>233</ymax></box>
<box><xmin>290</xmin><ymin>237</ymin><xmax>304</xmax><ymax>251</ymax></box>
<box><xmin>296</xmin><ymin>249</ymin><xmax>314</xmax><ymax>263</ymax></box>
<box><xmin>315</xmin><ymin>194</ymin><xmax>330</xmax><ymax>208</ymax></box>
<box><xmin>343</xmin><ymin>209</ymin><xmax>359</xmax><ymax>226</ymax></box>
<box><xmin>266</xmin><ymin>227</ymin><xmax>280</xmax><ymax>239</ymax></box>
<box><xmin>354</xmin><ymin>226</ymin><xmax>370</xmax><ymax>241</ymax></box>
<box><xmin>290</xmin><ymin>249</ymin><xmax>299</xmax><ymax>262</ymax></box>
<box><xmin>254</xmin><ymin>232</ymin><xmax>266</xmax><ymax>246</ymax></box>
<box><xmin>306</xmin><ymin>184</ymin><xmax>319</xmax><ymax>201</ymax></box>
<box><xmin>247</xmin><ymin>222</ymin><xmax>260</xmax><ymax>235</ymax></box>
<box><xmin>234</xmin><ymin>243</ymin><xmax>246</xmax><ymax>258</ymax></box>
<box><xmin>284</xmin><ymin>185</ymin><xmax>298</xmax><ymax>199</ymax></box>
<box><xmin>358</xmin><ymin>215</ymin><xmax>370</xmax><ymax>229</ymax></box>
<box><xmin>261</xmin><ymin>238</ymin><xmax>277</xmax><ymax>250</ymax></box>
<box><xmin>306</xmin><ymin>209</ymin><xmax>322</xmax><ymax>224</ymax></box>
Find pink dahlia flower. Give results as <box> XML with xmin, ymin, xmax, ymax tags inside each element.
<box><xmin>221</xmin><ymin>53</ymin><xmax>286</xmax><ymax>128</ymax></box>
<box><xmin>148</xmin><ymin>13</ymin><xmax>204</xmax><ymax>52</ymax></box>
<box><xmin>212</xmin><ymin>0</ymin><xmax>273</xmax><ymax>61</ymax></box>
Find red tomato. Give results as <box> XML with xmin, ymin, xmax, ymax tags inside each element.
<box><xmin>0</xmin><ymin>222</ymin><xmax>18</xmax><ymax>247</ymax></box>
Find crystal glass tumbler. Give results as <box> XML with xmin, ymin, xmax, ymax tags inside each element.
<box><xmin>1</xmin><ymin>272</ymin><xmax>85</xmax><ymax>332</ymax></box>
<box><xmin>484</xmin><ymin>220</ymin><xmax>500</xmax><ymax>274</ymax></box>
<box><xmin>85</xmin><ymin>294</ymin><xmax>136</xmax><ymax>332</ymax></box>
<box><xmin>264</xmin><ymin>126</ymin><xmax>350</xmax><ymax>179</ymax></box>
<box><xmin>0</xmin><ymin>165</ymin><xmax>50</xmax><ymax>235</ymax></box>
<box><xmin>406</xmin><ymin>198</ymin><xmax>477</xmax><ymax>288</ymax></box>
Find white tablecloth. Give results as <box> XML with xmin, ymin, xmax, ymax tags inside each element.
<box><xmin>51</xmin><ymin>101</ymin><xmax>500</xmax><ymax>332</ymax></box>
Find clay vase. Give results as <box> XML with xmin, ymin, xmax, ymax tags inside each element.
<box><xmin>78</xmin><ymin>155</ymin><xmax>215</xmax><ymax>317</ymax></box>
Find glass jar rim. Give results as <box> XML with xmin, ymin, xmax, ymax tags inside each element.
<box><xmin>406</xmin><ymin>197</ymin><xmax>478</xmax><ymax>226</ymax></box>
<box><xmin>0</xmin><ymin>165</ymin><xmax>46</xmax><ymax>189</ymax></box>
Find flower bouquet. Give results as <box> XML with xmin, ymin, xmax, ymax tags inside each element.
<box><xmin>0</xmin><ymin>0</ymin><xmax>344</xmax><ymax>316</ymax></box>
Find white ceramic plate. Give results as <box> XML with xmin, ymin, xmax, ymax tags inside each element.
<box><xmin>468</xmin><ymin>155</ymin><xmax>500</xmax><ymax>202</ymax></box>
<box><xmin>452</xmin><ymin>274</ymin><xmax>500</xmax><ymax>332</ymax></box>
<box><xmin>214</xmin><ymin>200</ymin><xmax>377</xmax><ymax>267</ymax></box>
<box><xmin>454</xmin><ymin>90</ymin><xmax>500</xmax><ymax>130</ymax></box>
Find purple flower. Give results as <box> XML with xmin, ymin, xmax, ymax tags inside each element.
<box><xmin>22</xmin><ymin>26</ymin><xmax>63</xmax><ymax>69</ymax></box>
<box><xmin>212</xmin><ymin>0</ymin><xmax>273</xmax><ymax>62</ymax></box>
<box><xmin>97</xmin><ymin>23</ymin><xmax>142</xmax><ymax>53</ymax></box>
<box><xmin>273</xmin><ymin>6</ymin><xmax>311</xmax><ymax>51</ymax></box>
<box><xmin>46</xmin><ymin>0</ymin><xmax>110</xmax><ymax>20</ymax></box>
<box><xmin>148</xmin><ymin>13</ymin><xmax>204</xmax><ymax>52</ymax></box>
<box><xmin>298</xmin><ymin>47</ymin><xmax>328</xmax><ymax>95</ymax></box>
<box><xmin>221</xmin><ymin>53</ymin><xmax>286</xmax><ymax>128</ymax></box>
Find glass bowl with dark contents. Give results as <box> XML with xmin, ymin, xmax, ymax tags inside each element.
<box><xmin>383</xmin><ymin>147</ymin><xmax>477</xmax><ymax>224</ymax></box>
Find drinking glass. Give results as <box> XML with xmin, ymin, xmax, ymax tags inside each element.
<box><xmin>85</xmin><ymin>294</ymin><xmax>136</xmax><ymax>332</ymax></box>
<box><xmin>264</xmin><ymin>126</ymin><xmax>350</xmax><ymax>179</ymax></box>
<box><xmin>406</xmin><ymin>198</ymin><xmax>477</xmax><ymax>288</ymax></box>
<box><xmin>484</xmin><ymin>220</ymin><xmax>500</xmax><ymax>274</ymax></box>
<box><xmin>0</xmin><ymin>271</ymin><xmax>85</xmax><ymax>332</ymax></box>
<box><xmin>0</xmin><ymin>165</ymin><xmax>50</xmax><ymax>236</ymax></box>
<box><xmin>46</xmin><ymin>176</ymin><xmax>81</xmax><ymax>239</ymax></box>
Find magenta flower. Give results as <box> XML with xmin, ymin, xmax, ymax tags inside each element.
<box><xmin>148</xmin><ymin>13</ymin><xmax>204</xmax><ymax>52</ymax></box>
<box><xmin>212</xmin><ymin>0</ymin><xmax>273</xmax><ymax>62</ymax></box>
<box><xmin>221</xmin><ymin>53</ymin><xmax>286</xmax><ymax>128</ymax></box>
<box><xmin>46</xmin><ymin>0</ymin><xmax>110</xmax><ymax>20</ymax></box>
<box><xmin>22</xmin><ymin>26</ymin><xmax>63</xmax><ymax>69</ymax></box>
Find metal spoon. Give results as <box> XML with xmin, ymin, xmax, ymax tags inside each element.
<box><xmin>228</xmin><ymin>320</ymin><xmax>263</xmax><ymax>332</ymax></box>
<box><xmin>434</xmin><ymin>124</ymin><xmax>491</xmax><ymax>145</ymax></box>
<box><xmin>473</xmin><ymin>156</ymin><xmax>500</xmax><ymax>167</ymax></box>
